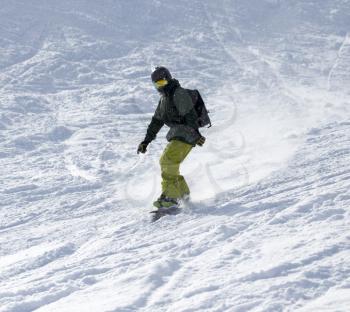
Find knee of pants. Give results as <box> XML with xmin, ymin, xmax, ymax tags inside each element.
<box><xmin>161</xmin><ymin>163</ymin><xmax>179</xmax><ymax>176</ymax></box>
<box><xmin>160</xmin><ymin>157</ymin><xmax>180</xmax><ymax>176</ymax></box>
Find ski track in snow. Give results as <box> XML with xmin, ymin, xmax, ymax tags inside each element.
<box><xmin>1</xmin><ymin>1</ymin><xmax>350</xmax><ymax>311</ymax></box>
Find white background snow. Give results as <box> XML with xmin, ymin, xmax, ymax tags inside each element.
<box><xmin>1</xmin><ymin>0</ymin><xmax>350</xmax><ymax>311</ymax></box>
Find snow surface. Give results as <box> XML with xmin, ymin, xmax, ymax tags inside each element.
<box><xmin>1</xmin><ymin>0</ymin><xmax>350</xmax><ymax>311</ymax></box>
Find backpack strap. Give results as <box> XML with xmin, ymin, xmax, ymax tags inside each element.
<box><xmin>168</xmin><ymin>86</ymin><xmax>186</xmax><ymax>124</ymax></box>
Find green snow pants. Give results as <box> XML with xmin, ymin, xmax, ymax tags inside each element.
<box><xmin>160</xmin><ymin>139</ymin><xmax>193</xmax><ymax>199</ymax></box>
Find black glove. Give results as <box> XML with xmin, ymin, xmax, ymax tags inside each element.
<box><xmin>196</xmin><ymin>135</ymin><xmax>206</xmax><ymax>147</ymax></box>
<box><xmin>137</xmin><ymin>141</ymin><xmax>149</xmax><ymax>154</ymax></box>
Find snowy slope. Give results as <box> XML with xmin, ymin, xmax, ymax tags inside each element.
<box><xmin>1</xmin><ymin>1</ymin><xmax>350</xmax><ymax>311</ymax></box>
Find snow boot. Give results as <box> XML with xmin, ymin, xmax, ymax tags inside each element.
<box><xmin>153</xmin><ymin>194</ymin><xmax>179</xmax><ymax>209</ymax></box>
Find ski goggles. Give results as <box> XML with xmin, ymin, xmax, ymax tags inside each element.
<box><xmin>153</xmin><ymin>79</ymin><xmax>168</xmax><ymax>89</ymax></box>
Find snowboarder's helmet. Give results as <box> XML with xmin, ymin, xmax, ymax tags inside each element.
<box><xmin>151</xmin><ymin>66</ymin><xmax>172</xmax><ymax>83</ymax></box>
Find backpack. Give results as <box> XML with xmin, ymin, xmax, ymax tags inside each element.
<box><xmin>186</xmin><ymin>89</ymin><xmax>212</xmax><ymax>128</ymax></box>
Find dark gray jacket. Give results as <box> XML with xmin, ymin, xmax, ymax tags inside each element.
<box><xmin>144</xmin><ymin>79</ymin><xmax>200</xmax><ymax>146</ymax></box>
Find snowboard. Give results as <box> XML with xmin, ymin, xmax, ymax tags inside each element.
<box><xmin>150</xmin><ymin>205</ymin><xmax>181</xmax><ymax>222</ymax></box>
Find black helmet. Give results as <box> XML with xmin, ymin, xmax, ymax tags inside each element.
<box><xmin>151</xmin><ymin>66</ymin><xmax>172</xmax><ymax>82</ymax></box>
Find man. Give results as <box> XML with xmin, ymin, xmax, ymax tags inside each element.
<box><xmin>137</xmin><ymin>66</ymin><xmax>206</xmax><ymax>209</ymax></box>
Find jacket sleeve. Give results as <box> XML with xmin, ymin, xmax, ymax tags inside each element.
<box><xmin>143</xmin><ymin>102</ymin><xmax>164</xmax><ymax>143</ymax></box>
<box><xmin>174</xmin><ymin>88</ymin><xmax>199</xmax><ymax>130</ymax></box>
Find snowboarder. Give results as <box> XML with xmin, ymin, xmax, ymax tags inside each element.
<box><xmin>137</xmin><ymin>66</ymin><xmax>206</xmax><ymax>209</ymax></box>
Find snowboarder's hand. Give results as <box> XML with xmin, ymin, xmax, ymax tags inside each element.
<box><xmin>137</xmin><ymin>141</ymin><xmax>149</xmax><ymax>154</ymax></box>
<box><xmin>196</xmin><ymin>136</ymin><xmax>206</xmax><ymax>147</ymax></box>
